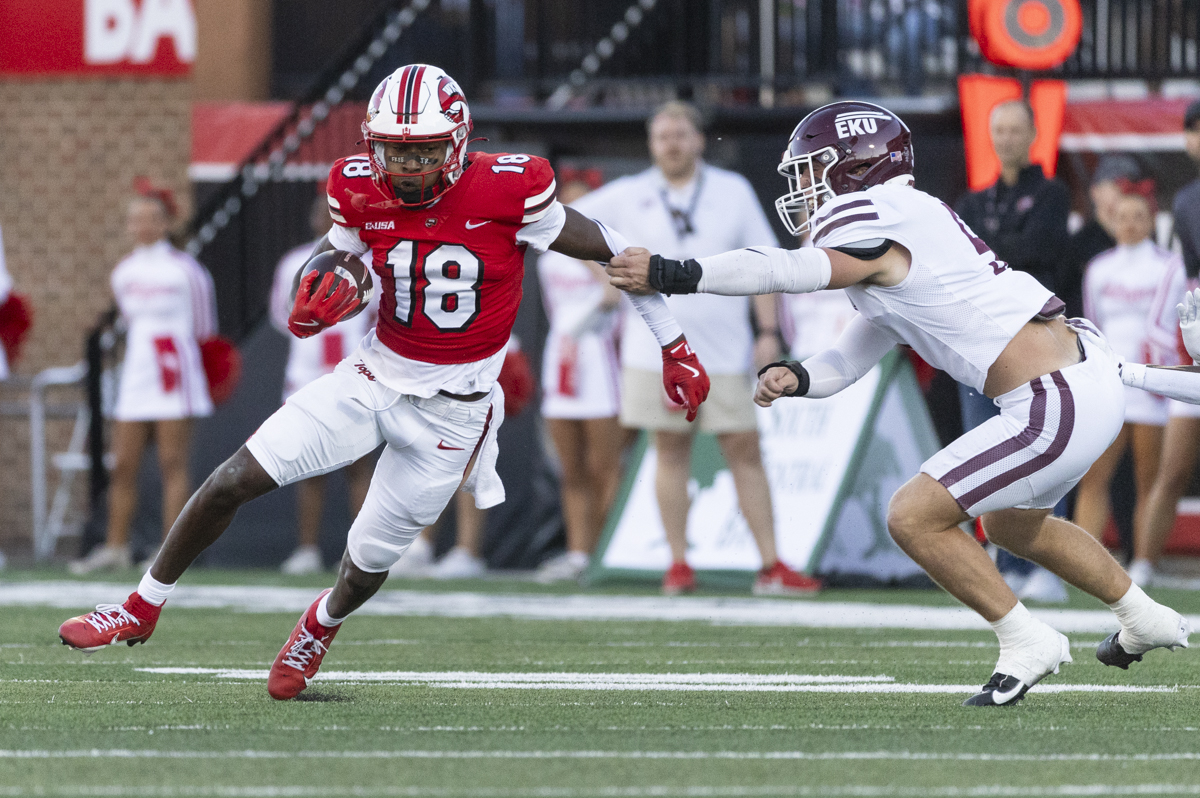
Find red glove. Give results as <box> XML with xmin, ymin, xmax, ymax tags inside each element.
<box><xmin>661</xmin><ymin>337</ymin><xmax>710</xmax><ymax>422</ymax></box>
<box><xmin>498</xmin><ymin>348</ymin><xmax>536</xmax><ymax>417</ymax></box>
<box><xmin>288</xmin><ymin>271</ymin><xmax>359</xmax><ymax>339</ymax></box>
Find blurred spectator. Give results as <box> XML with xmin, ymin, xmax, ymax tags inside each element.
<box><xmin>389</xmin><ymin>337</ymin><xmax>535</xmax><ymax>579</ymax></box>
<box><xmin>577</xmin><ymin>101</ymin><xmax>819</xmax><ymax>595</ymax></box>
<box><xmin>1058</xmin><ymin>155</ymin><xmax>1143</xmax><ymax>319</ymax></box>
<box><xmin>267</xmin><ymin>196</ymin><xmax>376</xmax><ymax>574</ymax></box>
<box><xmin>1074</xmin><ymin>181</ymin><xmax>1177</xmax><ymax>557</ymax></box>
<box><xmin>954</xmin><ymin>99</ymin><xmax>1070</xmax><ymax>603</ymax></box>
<box><xmin>779</xmin><ymin>291</ymin><xmax>858</xmax><ymax>360</ymax></box>
<box><xmin>534</xmin><ymin>175</ymin><xmax>624</xmax><ymax>583</ymax></box>
<box><xmin>0</xmin><ymin>224</ymin><xmax>12</xmax><ymax>381</ymax></box>
<box><xmin>71</xmin><ymin>182</ymin><xmax>216</xmax><ymax>574</ymax></box>
<box><xmin>1128</xmin><ymin>100</ymin><xmax>1200</xmax><ymax>587</ymax></box>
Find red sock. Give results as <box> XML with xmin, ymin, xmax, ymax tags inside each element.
<box><xmin>126</xmin><ymin>592</ymin><xmax>162</xmax><ymax>622</ymax></box>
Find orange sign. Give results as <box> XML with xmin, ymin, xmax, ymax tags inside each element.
<box><xmin>958</xmin><ymin>75</ymin><xmax>1067</xmax><ymax>191</ymax></box>
<box><xmin>968</xmin><ymin>0</ymin><xmax>1082</xmax><ymax>70</ymax></box>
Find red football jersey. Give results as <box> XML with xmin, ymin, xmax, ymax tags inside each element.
<box><xmin>326</xmin><ymin>151</ymin><xmax>558</xmax><ymax>364</ymax></box>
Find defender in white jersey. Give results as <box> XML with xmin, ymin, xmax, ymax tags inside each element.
<box><xmin>608</xmin><ymin>101</ymin><xmax>1191</xmax><ymax>707</ymax></box>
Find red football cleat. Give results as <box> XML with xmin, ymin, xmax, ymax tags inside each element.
<box><xmin>753</xmin><ymin>561</ymin><xmax>822</xmax><ymax>595</ymax></box>
<box><xmin>59</xmin><ymin>592</ymin><xmax>161</xmax><ymax>652</ymax></box>
<box><xmin>662</xmin><ymin>561</ymin><xmax>696</xmax><ymax>596</ymax></box>
<box><xmin>268</xmin><ymin>588</ymin><xmax>341</xmax><ymax>700</ymax></box>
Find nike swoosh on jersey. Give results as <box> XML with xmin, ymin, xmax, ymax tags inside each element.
<box><xmin>465</xmin><ymin>220</ymin><xmax>491</xmax><ymax>229</ymax></box>
<box><xmin>437</xmin><ymin>441</ymin><xmax>465</xmax><ymax>451</ymax></box>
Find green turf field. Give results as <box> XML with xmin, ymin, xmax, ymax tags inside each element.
<box><xmin>2</xmin><ymin>571</ymin><xmax>1199</xmax><ymax>797</ymax></box>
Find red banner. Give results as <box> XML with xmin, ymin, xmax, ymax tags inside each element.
<box><xmin>0</xmin><ymin>0</ymin><xmax>195</xmax><ymax>77</ymax></box>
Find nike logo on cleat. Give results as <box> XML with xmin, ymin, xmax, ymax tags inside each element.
<box><xmin>991</xmin><ymin>680</ymin><xmax>1027</xmax><ymax>705</ymax></box>
<box><xmin>437</xmin><ymin>441</ymin><xmax>465</xmax><ymax>451</ymax></box>
<box><xmin>465</xmin><ymin>220</ymin><xmax>491</xmax><ymax>229</ymax></box>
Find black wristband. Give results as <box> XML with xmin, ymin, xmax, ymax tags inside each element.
<box><xmin>756</xmin><ymin>360</ymin><xmax>810</xmax><ymax>397</ymax></box>
<box><xmin>648</xmin><ymin>255</ymin><xmax>703</xmax><ymax>295</ymax></box>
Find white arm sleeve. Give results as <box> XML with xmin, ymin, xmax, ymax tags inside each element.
<box><xmin>1121</xmin><ymin>363</ymin><xmax>1200</xmax><ymax>405</ymax></box>
<box><xmin>799</xmin><ymin>314</ymin><xmax>896</xmax><ymax>398</ymax></box>
<box><xmin>696</xmin><ymin>246</ymin><xmax>831</xmax><ymax>296</ymax></box>
<box><xmin>327</xmin><ymin>224</ymin><xmax>370</xmax><ymax>256</ymax></box>
<box><xmin>589</xmin><ymin>218</ymin><xmax>684</xmax><ymax>346</ymax></box>
<box><xmin>516</xmin><ymin>201</ymin><xmax>567</xmax><ymax>253</ymax></box>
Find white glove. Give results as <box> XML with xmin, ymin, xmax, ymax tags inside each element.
<box><xmin>1177</xmin><ymin>288</ymin><xmax>1200</xmax><ymax>366</ymax></box>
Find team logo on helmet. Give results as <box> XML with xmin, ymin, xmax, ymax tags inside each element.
<box><xmin>833</xmin><ymin>110</ymin><xmax>894</xmax><ymax>138</ymax></box>
<box><xmin>437</xmin><ymin>75</ymin><xmax>467</xmax><ymax>124</ymax></box>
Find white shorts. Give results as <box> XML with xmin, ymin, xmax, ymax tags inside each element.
<box><xmin>922</xmin><ymin>333</ymin><xmax>1125</xmax><ymax>517</ymax></box>
<box><xmin>1123</xmin><ymin>384</ymin><xmax>1168</xmax><ymax>426</ymax></box>
<box><xmin>540</xmin><ymin>329</ymin><xmax>621</xmax><ymax>420</ymax></box>
<box><xmin>246</xmin><ymin>358</ymin><xmax>503</xmax><ymax>572</ymax></box>
<box><xmin>113</xmin><ymin>333</ymin><xmax>213</xmax><ymax>421</ymax></box>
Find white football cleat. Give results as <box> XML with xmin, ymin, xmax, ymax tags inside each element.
<box><xmin>1017</xmin><ymin>567</ymin><xmax>1068</xmax><ymax>604</ymax></box>
<box><xmin>965</xmin><ymin>621</ymin><xmax>1071</xmax><ymax>707</ymax></box>
<box><xmin>1126</xmin><ymin>559</ymin><xmax>1155</xmax><ymax>588</ymax></box>
<box><xmin>1097</xmin><ymin>605</ymin><xmax>1191</xmax><ymax>669</ymax></box>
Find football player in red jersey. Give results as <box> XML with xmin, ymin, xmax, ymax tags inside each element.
<box><xmin>58</xmin><ymin>65</ymin><xmax>710</xmax><ymax>700</ymax></box>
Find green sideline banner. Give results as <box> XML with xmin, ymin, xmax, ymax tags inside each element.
<box><xmin>588</xmin><ymin>351</ymin><xmax>941</xmax><ymax>586</ymax></box>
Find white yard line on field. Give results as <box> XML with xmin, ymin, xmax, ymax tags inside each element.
<box><xmin>131</xmin><ymin>668</ymin><xmax>1179</xmax><ymax>694</ymax></box>
<box><xmin>7</xmin><ymin>750</ymin><xmax>1199</xmax><ymax>762</ymax></box>
<box><xmin>8</xmin><ymin>581</ymin><xmax>1199</xmax><ymax>633</ymax></box>
<box><xmin>6</xmin><ymin>786</ymin><xmax>1200</xmax><ymax>798</ymax></box>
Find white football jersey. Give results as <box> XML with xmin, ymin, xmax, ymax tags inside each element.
<box><xmin>811</xmin><ymin>184</ymin><xmax>1054</xmax><ymax>393</ymax></box>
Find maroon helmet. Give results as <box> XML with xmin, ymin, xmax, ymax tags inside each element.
<box><xmin>775</xmin><ymin>101</ymin><xmax>914</xmax><ymax>236</ymax></box>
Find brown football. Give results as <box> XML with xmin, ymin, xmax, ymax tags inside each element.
<box><xmin>296</xmin><ymin>250</ymin><xmax>373</xmax><ymax>320</ymax></box>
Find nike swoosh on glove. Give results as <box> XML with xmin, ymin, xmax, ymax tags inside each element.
<box><xmin>288</xmin><ymin>270</ymin><xmax>360</xmax><ymax>339</ymax></box>
<box><xmin>662</xmin><ymin>338</ymin><xmax>710</xmax><ymax>422</ymax></box>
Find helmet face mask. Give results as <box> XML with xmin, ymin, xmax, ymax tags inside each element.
<box><xmin>361</xmin><ymin>65</ymin><xmax>473</xmax><ymax>207</ymax></box>
<box><xmin>774</xmin><ymin>101</ymin><xmax>914</xmax><ymax>237</ymax></box>
<box><xmin>775</xmin><ymin>145</ymin><xmax>839</xmax><ymax>238</ymax></box>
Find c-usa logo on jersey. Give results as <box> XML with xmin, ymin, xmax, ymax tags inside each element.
<box><xmin>834</xmin><ymin>110</ymin><xmax>893</xmax><ymax>139</ymax></box>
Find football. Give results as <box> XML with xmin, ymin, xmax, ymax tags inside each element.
<box><xmin>296</xmin><ymin>249</ymin><xmax>374</xmax><ymax>320</ymax></box>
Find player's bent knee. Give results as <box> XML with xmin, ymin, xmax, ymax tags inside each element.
<box><xmin>202</xmin><ymin>446</ymin><xmax>279</xmax><ymax>510</ymax></box>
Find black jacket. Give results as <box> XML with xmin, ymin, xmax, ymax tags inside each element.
<box><xmin>1174</xmin><ymin>178</ymin><xmax>1200</xmax><ymax>280</ymax></box>
<box><xmin>954</xmin><ymin>164</ymin><xmax>1070</xmax><ymax>292</ymax></box>
<box><xmin>1059</xmin><ymin>219</ymin><xmax>1115</xmax><ymax>319</ymax></box>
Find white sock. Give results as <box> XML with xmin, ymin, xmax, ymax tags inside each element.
<box><xmin>315</xmin><ymin>593</ymin><xmax>346</xmax><ymax>628</ymax></box>
<box><xmin>137</xmin><ymin>573</ymin><xmax>176</xmax><ymax>607</ymax></box>
<box><xmin>1108</xmin><ymin>583</ymin><xmax>1156</xmax><ymax>629</ymax></box>
<box><xmin>990</xmin><ymin>602</ymin><xmax>1039</xmax><ymax>650</ymax></box>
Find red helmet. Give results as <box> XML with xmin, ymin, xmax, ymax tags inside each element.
<box><xmin>775</xmin><ymin>101</ymin><xmax>914</xmax><ymax>236</ymax></box>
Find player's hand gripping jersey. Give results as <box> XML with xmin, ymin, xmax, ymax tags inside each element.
<box><xmin>326</xmin><ymin>151</ymin><xmax>560</xmax><ymax>391</ymax></box>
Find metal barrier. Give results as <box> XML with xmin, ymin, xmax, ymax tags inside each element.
<box><xmin>29</xmin><ymin>362</ymin><xmax>87</xmax><ymax>561</ymax></box>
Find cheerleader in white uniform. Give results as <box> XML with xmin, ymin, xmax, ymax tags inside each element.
<box><xmin>72</xmin><ymin>183</ymin><xmax>217</xmax><ymax>574</ymax></box>
<box><xmin>1074</xmin><ymin>182</ymin><xmax>1178</xmax><ymax>548</ymax></box>
<box><xmin>268</xmin><ymin>197</ymin><xmax>376</xmax><ymax>574</ymax></box>
<box><xmin>535</xmin><ymin>178</ymin><xmax>625</xmax><ymax>582</ymax></box>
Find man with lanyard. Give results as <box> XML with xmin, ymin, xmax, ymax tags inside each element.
<box><xmin>954</xmin><ymin>99</ymin><xmax>1071</xmax><ymax>603</ymax></box>
<box><xmin>576</xmin><ymin>101</ymin><xmax>819</xmax><ymax>595</ymax></box>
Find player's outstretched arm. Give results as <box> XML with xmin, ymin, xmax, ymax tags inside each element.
<box><xmin>551</xmin><ymin>207</ymin><xmax>711</xmax><ymax>420</ymax></box>
<box><xmin>754</xmin><ymin>315</ymin><xmax>895</xmax><ymax>407</ymax></box>
<box><xmin>608</xmin><ymin>244</ymin><xmax>897</xmax><ymax>296</ymax></box>
<box><xmin>1121</xmin><ymin>363</ymin><xmax>1200</xmax><ymax>405</ymax></box>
